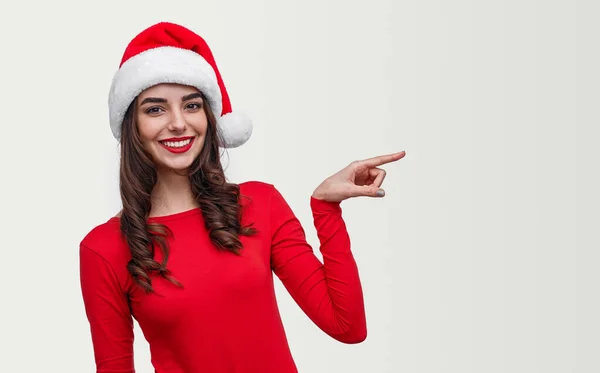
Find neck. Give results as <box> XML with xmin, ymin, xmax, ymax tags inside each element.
<box><xmin>150</xmin><ymin>168</ymin><xmax>198</xmax><ymax>217</ymax></box>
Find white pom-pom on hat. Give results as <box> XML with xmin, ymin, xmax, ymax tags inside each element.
<box><xmin>218</xmin><ymin>111</ymin><xmax>253</xmax><ymax>148</ymax></box>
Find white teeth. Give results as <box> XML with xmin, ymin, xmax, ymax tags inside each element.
<box><xmin>161</xmin><ymin>139</ymin><xmax>191</xmax><ymax>148</ymax></box>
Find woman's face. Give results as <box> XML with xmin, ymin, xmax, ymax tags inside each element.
<box><xmin>135</xmin><ymin>83</ymin><xmax>208</xmax><ymax>172</ymax></box>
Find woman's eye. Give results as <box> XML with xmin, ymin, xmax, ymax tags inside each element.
<box><xmin>146</xmin><ymin>107</ymin><xmax>163</xmax><ymax>114</ymax></box>
<box><xmin>187</xmin><ymin>103</ymin><xmax>202</xmax><ymax>110</ymax></box>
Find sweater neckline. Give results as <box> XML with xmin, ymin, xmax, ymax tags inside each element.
<box><xmin>109</xmin><ymin>207</ymin><xmax>202</xmax><ymax>223</ymax></box>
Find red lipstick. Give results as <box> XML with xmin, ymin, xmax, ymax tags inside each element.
<box><xmin>158</xmin><ymin>136</ymin><xmax>195</xmax><ymax>154</ymax></box>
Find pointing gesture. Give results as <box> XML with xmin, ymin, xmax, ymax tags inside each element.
<box><xmin>312</xmin><ymin>151</ymin><xmax>406</xmax><ymax>202</ymax></box>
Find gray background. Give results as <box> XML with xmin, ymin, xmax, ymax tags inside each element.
<box><xmin>0</xmin><ymin>0</ymin><xmax>597</xmax><ymax>372</ymax></box>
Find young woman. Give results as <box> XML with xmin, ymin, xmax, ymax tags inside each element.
<box><xmin>79</xmin><ymin>22</ymin><xmax>405</xmax><ymax>373</ymax></box>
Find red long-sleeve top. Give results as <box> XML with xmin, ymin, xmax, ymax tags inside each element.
<box><xmin>79</xmin><ymin>181</ymin><xmax>366</xmax><ymax>373</ymax></box>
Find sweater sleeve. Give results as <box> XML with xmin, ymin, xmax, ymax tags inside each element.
<box><xmin>79</xmin><ymin>244</ymin><xmax>135</xmax><ymax>373</ymax></box>
<box><xmin>268</xmin><ymin>185</ymin><xmax>367</xmax><ymax>343</ymax></box>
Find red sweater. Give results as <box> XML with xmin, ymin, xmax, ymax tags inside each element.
<box><xmin>79</xmin><ymin>181</ymin><xmax>366</xmax><ymax>373</ymax></box>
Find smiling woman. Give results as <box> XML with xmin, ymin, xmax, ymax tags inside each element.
<box><xmin>79</xmin><ymin>21</ymin><xmax>405</xmax><ymax>373</ymax></box>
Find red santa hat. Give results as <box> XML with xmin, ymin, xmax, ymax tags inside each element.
<box><xmin>108</xmin><ymin>22</ymin><xmax>252</xmax><ymax>148</ymax></box>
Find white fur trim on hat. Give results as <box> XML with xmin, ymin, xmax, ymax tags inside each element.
<box><xmin>108</xmin><ymin>46</ymin><xmax>223</xmax><ymax>139</ymax></box>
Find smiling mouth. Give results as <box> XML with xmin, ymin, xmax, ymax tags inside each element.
<box><xmin>158</xmin><ymin>136</ymin><xmax>195</xmax><ymax>153</ymax></box>
<box><xmin>159</xmin><ymin>138</ymin><xmax>193</xmax><ymax>148</ymax></box>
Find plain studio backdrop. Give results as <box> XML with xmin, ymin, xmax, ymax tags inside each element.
<box><xmin>0</xmin><ymin>0</ymin><xmax>598</xmax><ymax>372</ymax></box>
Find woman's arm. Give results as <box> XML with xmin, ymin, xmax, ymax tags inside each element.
<box><xmin>269</xmin><ymin>151</ymin><xmax>405</xmax><ymax>343</ymax></box>
<box><xmin>80</xmin><ymin>244</ymin><xmax>135</xmax><ymax>372</ymax></box>
<box><xmin>269</xmin><ymin>185</ymin><xmax>367</xmax><ymax>343</ymax></box>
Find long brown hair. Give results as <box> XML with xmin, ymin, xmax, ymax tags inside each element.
<box><xmin>119</xmin><ymin>93</ymin><xmax>256</xmax><ymax>293</ymax></box>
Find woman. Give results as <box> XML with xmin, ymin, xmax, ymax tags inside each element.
<box><xmin>79</xmin><ymin>22</ymin><xmax>405</xmax><ymax>373</ymax></box>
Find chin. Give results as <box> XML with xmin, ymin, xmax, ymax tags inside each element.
<box><xmin>159</xmin><ymin>156</ymin><xmax>197</xmax><ymax>172</ymax></box>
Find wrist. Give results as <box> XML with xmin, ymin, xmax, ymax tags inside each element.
<box><xmin>311</xmin><ymin>191</ymin><xmax>327</xmax><ymax>201</ymax></box>
<box><xmin>310</xmin><ymin>194</ymin><xmax>343</xmax><ymax>214</ymax></box>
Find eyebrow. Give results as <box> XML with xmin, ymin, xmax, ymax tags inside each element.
<box><xmin>182</xmin><ymin>92</ymin><xmax>203</xmax><ymax>101</ymax></box>
<box><xmin>139</xmin><ymin>97</ymin><xmax>166</xmax><ymax>105</ymax></box>
<box><xmin>139</xmin><ymin>92</ymin><xmax>204</xmax><ymax>106</ymax></box>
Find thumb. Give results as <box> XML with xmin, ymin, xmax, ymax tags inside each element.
<box><xmin>351</xmin><ymin>185</ymin><xmax>385</xmax><ymax>198</ymax></box>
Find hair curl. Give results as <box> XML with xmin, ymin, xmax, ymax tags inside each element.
<box><xmin>118</xmin><ymin>93</ymin><xmax>256</xmax><ymax>293</ymax></box>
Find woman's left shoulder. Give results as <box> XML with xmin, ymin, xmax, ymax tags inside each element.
<box><xmin>238</xmin><ymin>180</ymin><xmax>276</xmax><ymax>197</ymax></box>
<box><xmin>237</xmin><ymin>180</ymin><xmax>283</xmax><ymax>212</ymax></box>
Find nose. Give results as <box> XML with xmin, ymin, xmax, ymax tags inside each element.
<box><xmin>168</xmin><ymin>110</ymin><xmax>187</xmax><ymax>132</ymax></box>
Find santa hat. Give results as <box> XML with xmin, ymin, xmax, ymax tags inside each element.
<box><xmin>108</xmin><ymin>22</ymin><xmax>252</xmax><ymax>148</ymax></box>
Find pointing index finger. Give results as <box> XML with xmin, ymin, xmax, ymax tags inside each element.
<box><xmin>360</xmin><ymin>151</ymin><xmax>406</xmax><ymax>167</ymax></box>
